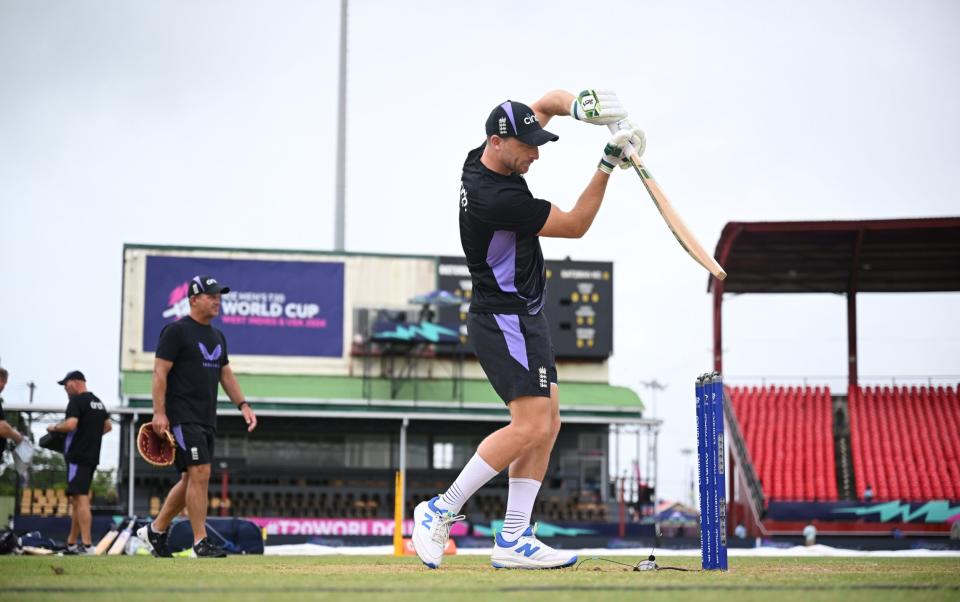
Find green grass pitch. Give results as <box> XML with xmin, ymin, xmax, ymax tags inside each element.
<box><xmin>1</xmin><ymin>555</ymin><xmax>958</xmax><ymax>601</ymax></box>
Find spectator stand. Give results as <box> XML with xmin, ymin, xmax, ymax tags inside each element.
<box><xmin>709</xmin><ymin>218</ymin><xmax>960</xmax><ymax>543</ymax></box>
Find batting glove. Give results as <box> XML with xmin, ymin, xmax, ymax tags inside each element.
<box><xmin>615</xmin><ymin>119</ymin><xmax>646</xmax><ymax>162</ymax></box>
<box><xmin>598</xmin><ymin>129</ymin><xmax>632</xmax><ymax>174</ymax></box>
<box><xmin>571</xmin><ymin>89</ymin><xmax>628</xmax><ymax>125</ymax></box>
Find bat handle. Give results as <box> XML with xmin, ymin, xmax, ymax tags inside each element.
<box><xmin>607</xmin><ymin>120</ymin><xmax>638</xmax><ymax>160</ymax></box>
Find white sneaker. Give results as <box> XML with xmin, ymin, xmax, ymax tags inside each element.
<box><xmin>66</xmin><ymin>543</ymin><xmax>95</xmax><ymax>555</ymax></box>
<box><xmin>411</xmin><ymin>496</ymin><xmax>464</xmax><ymax>569</ymax></box>
<box><xmin>491</xmin><ymin>524</ymin><xmax>577</xmax><ymax>569</ymax></box>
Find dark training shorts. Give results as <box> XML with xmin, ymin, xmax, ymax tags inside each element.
<box><xmin>171</xmin><ymin>423</ymin><xmax>216</xmax><ymax>472</ymax></box>
<box><xmin>66</xmin><ymin>463</ymin><xmax>96</xmax><ymax>496</ymax></box>
<box><xmin>468</xmin><ymin>311</ymin><xmax>558</xmax><ymax>404</ymax></box>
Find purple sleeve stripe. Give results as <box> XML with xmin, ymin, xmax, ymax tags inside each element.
<box><xmin>494</xmin><ymin>313</ymin><xmax>529</xmax><ymax>370</ymax></box>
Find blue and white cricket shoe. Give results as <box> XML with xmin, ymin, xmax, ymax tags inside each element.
<box><xmin>411</xmin><ymin>496</ymin><xmax>465</xmax><ymax>569</ymax></box>
<box><xmin>491</xmin><ymin>524</ymin><xmax>578</xmax><ymax>569</ymax></box>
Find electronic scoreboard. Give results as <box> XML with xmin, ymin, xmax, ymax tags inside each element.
<box><xmin>435</xmin><ymin>256</ymin><xmax>613</xmax><ymax>360</ymax></box>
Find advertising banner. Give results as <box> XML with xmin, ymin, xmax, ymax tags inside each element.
<box><xmin>247</xmin><ymin>517</ymin><xmax>469</xmax><ymax>537</ymax></box>
<box><xmin>767</xmin><ymin>500</ymin><xmax>960</xmax><ymax>523</ymax></box>
<box><xmin>143</xmin><ymin>255</ymin><xmax>344</xmax><ymax>357</ymax></box>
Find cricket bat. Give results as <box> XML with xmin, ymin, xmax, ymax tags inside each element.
<box><xmin>108</xmin><ymin>517</ymin><xmax>137</xmax><ymax>556</ymax></box>
<box><xmin>94</xmin><ymin>518</ymin><xmax>121</xmax><ymax>556</ymax></box>
<box><xmin>609</xmin><ymin>122</ymin><xmax>728</xmax><ymax>280</ymax></box>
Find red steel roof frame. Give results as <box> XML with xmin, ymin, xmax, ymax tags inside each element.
<box><xmin>708</xmin><ymin>217</ymin><xmax>960</xmax><ymax>387</ymax></box>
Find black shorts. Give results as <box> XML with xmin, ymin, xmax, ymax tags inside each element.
<box><xmin>468</xmin><ymin>311</ymin><xmax>557</xmax><ymax>404</ymax></box>
<box><xmin>66</xmin><ymin>463</ymin><xmax>96</xmax><ymax>496</ymax></box>
<box><xmin>171</xmin><ymin>423</ymin><xmax>216</xmax><ymax>472</ymax></box>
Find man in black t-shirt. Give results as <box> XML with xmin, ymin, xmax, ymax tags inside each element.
<box><xmin>0</xmin><ymin>367</ymin><xmax>27</xmax><ymax>448</ymax></box>
<box><xmin>1</xmin><ymin>367</ymin><xmax>34</xmax><ymax>482</ymax></box>
<box><xmin>137</xmin><ymin>275</ymin><xmax>258</xmax><ymax>559</ymax></box>
<box><xmin>413</xmin><ymin>90</ymin><xmax>645</xmax><ymax>570</ymax></box>
<box><xmin>47</xmin><ymin>370</ymin><xmax>111</xmax><ymax>554</ymax></box>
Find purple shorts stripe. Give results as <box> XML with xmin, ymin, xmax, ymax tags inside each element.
<box><xmin>494</xmin><ymin>313</ymin><xmax>528</xmax><ymax>370</ymax></box>
<box><xmin>487</xmin><ymin>230</ymin><xmax>518</xmax><ymax>293</ymax></box>
<box><xmin>172</xmin><ymin>425</ymin><xmax>187</xmax><ymax>450</ymax></box>
<box><xmin>64</xmin><ymin>431</ymin><xmax>75</xmax><ymax>456</ymax></box>
<box><xmin>68</xmin><ymin>463</ymin><xmax>78</xmax><ymax>482</ymax></box>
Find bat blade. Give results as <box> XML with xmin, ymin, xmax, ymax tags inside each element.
<box><xmin>94</xmin><ymin>520</ymin><xmax>121</xmax><ymax>556</ymax></box>
<box><xmin>607</xmin><ymin>121</ymin><xmax>727</xmax><ymax>280</ymax></box>
<box><xmin>627</xmin><ymin>153</ymin><xmax>727</xmax><ymax>280</ymax></box>
<box><xmin>108</xmin><ymin>518</ymin><xmax>137</xmax><ymax>556</ymax></box>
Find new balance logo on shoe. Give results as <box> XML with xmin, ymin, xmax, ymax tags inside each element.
<box><xmin>516</xmin><ymin>543</ymin><xmax>540</xmax><ymax>557</ymax></box>
<box><xmin>412</xmin><ymin>496</ymin><xmax>465</xmax><ymax>569</ymax></box>
<box><xmin>491</xmin><ymin>524</ymin><xmax>577</xmax><ymax>569</ymax></box>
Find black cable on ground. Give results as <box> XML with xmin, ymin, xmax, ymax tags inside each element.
<box><xmin>574</xmin><ymin>555</ymin><xmax>696</xmax><ymax>572</ymax></box>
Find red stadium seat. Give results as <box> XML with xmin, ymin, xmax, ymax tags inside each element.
<box><xmin>847</xmin><ymin>385</ymin><xmax>958</xmax><ymax>504</ymax></box>
<box><xmin>731</xmin><ymin>382</ymin><xmax>960</xmax><ymax>504</ymax></box>
<box><xmin>728</xmin><ymin>384</ymin><xmax>837</xmax><ymax>503</ymax></box>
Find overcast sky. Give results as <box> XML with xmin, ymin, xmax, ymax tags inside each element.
<box><xmin>1</xmin><ymin>0</ymin><xmax>958</xmax><ymax>504</ymax></box>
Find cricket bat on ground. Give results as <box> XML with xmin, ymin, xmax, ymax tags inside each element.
<box><xmin>608</xmin><ymin>122</ymin><xmax>728</xmax><ymax>280</ymax></box>
<box><xmin>108</xmin><ymin>517</ymin><xmax>137</xmax><ymax>556</ymax></box>
<box><xmin>94</xmin><ymin>518</ymin><xmax>121</xmax><ymax>556</ymax></box>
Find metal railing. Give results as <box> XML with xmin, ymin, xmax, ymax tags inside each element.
<box><xmin>724</xmin><ymin>374</ymin><xmax>959</xmax><ymax>390</ymax></box>
<box><xmin>722</xmin><ymin>389</ymin><xmax>767</xmax><ymax>533</ymax></box>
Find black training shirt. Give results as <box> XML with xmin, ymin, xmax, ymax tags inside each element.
<box><xmin>0</xmin><ymin>396</ymin><xmax>11</xmax><ymax>444</ymax></box>
<box><xmin>155</xmin><ymin>316</ymin><xmax>229</xmax><ymax>429</ymax></box>
<box><xmin>459</xmin><ymin>143</ymin><xmax>552</xmax><ymax>315</ymax></box>
<box><xmin>64</xmin><ymin>392</ymin><xmax>109</xmax><ymax>466</ymax></box>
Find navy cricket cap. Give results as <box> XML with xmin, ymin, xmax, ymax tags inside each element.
<box><xmin>189</xmin><ymin>275</ymin><xmax>231</xmax><ymax>297</ymax></box>
<box><xmin>57</xmin><ymin>370</ymin><xmax>86</xmax><ymax>385</ymax></box>
<box><xmin>485</xmin><ymin>100</ymin><xmax>559</xmax><ymax>146</ymax></box>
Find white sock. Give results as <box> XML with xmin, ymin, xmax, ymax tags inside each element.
<box><xmin>436</xmin><ymin>453</ymin><xmax>499</xmax><ymax>513</ymax></box>
<box><xmin>500</xmin><ymin>477</ymin><xmax>541</xmax><ymax>541</ymax></box>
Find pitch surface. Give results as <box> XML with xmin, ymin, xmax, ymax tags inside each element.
<box><xmin>1</xmin><ymin>555</ymin><xmax>958</xmax><ymax>601</ymax></box>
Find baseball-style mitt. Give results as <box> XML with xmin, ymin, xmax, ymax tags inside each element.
<box><xmin>137</xmin><ymin>422</ymin><xmax>176</xmax><ymax>467</ymax></box>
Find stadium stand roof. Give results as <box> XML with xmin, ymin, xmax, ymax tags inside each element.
<box><xmin>707</xmin><ymin>217</ymin><xmax>960</xmax><ymax>385</ymax></box>
<box><xmin>119</xmin><ymin>371</ymin><xmax>650</xmax><ymax>425</ymax></box>
<box><xmin>708</xmin><ymin>217</ymin><xmax>960</xmax><ymax>294</ymax></box>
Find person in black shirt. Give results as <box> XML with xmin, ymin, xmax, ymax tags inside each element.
<box><xmin>0</xmin><ymin>367</ymin><xmax>27</xmax><ymax>448</ymax></box>
<box><xmin>138</xmin><ymin>275</ymin><xmax>258</xmax><ymax>558</ymax></box>
<box><xmin>47</xmin><ymin>370</ymin><xmax>111</xmax><ymax>554</ymax></box>
<box><xmin>1</xmin><ymin>367</ymin><xmax>34</xmax><ymax>482</ymax></box>
<box><xmin>413</xmin><ymin>90</ymin><xmax>645</xmax><ymax>570</ymax></box>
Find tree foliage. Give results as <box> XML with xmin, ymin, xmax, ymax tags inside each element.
<box><xmin>1</xmin><ymin>446</ymin><xmax>116</xmax><ymax>501</ymax></box>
